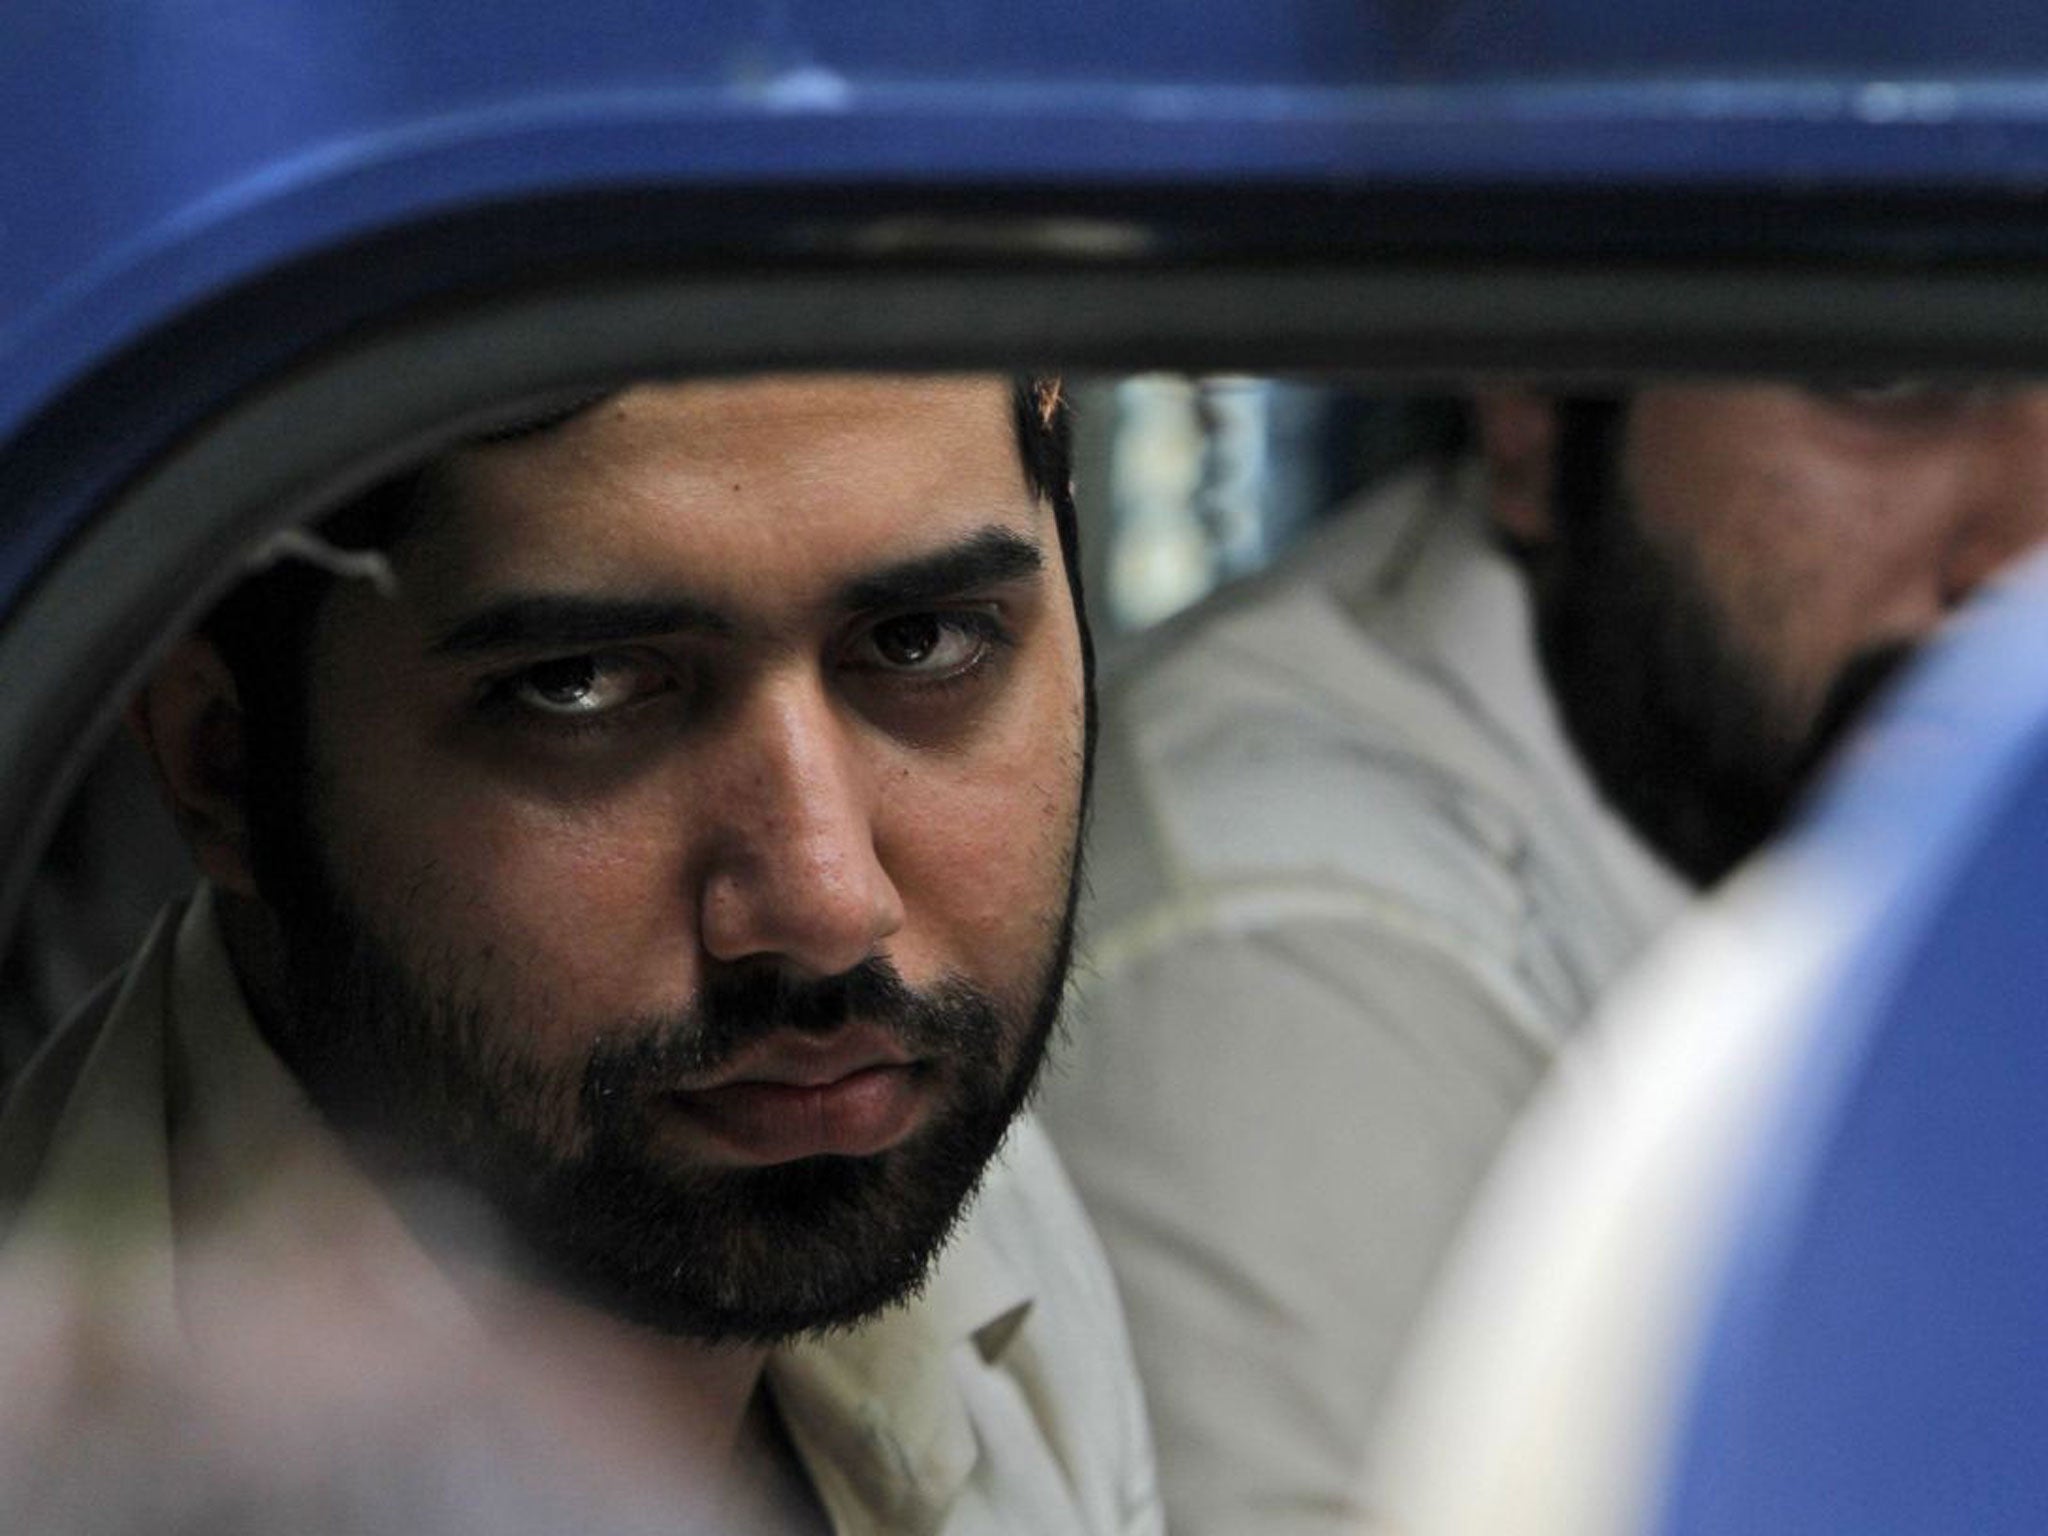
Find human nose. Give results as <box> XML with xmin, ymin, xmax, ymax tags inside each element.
<box><xmin>1943</xmin><ymin>394</ymin><xmax>2048</xmax><ymax>606</ymax></box>
<box><xmin>694</xmin><ymin>678</ymin><xmax>905</xmax><ymax>977</ymax></box>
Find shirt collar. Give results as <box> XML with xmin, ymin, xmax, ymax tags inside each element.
<box><xmin>165</xmin><ymin>886</ymin><xmax>484</xmax><ymax>1342</ymax></box>
<box><xmin>766</xmin><ymin>1190</ymin><xmax>1034</xmax><ymax>1536</ymax></box>
<box><xmin>0</xmin><ymin>900</ymin><xmax>184</xmax><ymax>1329</ymax></box>
<box><xmin>1341</xmin><ymin>465</ymin><xmax>1690</xmax><ymax>929</ymax></box>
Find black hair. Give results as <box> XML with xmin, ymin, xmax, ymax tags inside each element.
<box><xmin>209</xmin><ymin>376</ymin><xmax>1077</xmax><ymax>686</ymax></box>
<box><xmin>202</xmin><ymin>376</ymin><xmax>1087</xmax><ymax>901</ymax></box>
<box><xmin>1011</xmin><ymin>374</ymin><xmax>1090</xmax><ymax>688</ymax></box>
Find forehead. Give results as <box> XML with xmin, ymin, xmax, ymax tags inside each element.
<box><xmin>396</xmin><ymin>374</ymin><xmax>1034</xmax><ymax>607</ymax></box>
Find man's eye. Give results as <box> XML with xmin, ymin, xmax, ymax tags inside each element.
<box><xmin>855</xmin><ymin>612</ymin><xmax>1000</xmax><ymax>677</ymax></box>
<box><xmin>495</xmin><ymin>652</ymin><xmax>667</xmax><ymax>718</ymax></box>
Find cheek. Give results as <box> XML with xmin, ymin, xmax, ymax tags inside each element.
<box><xmin>884</xmin><ymin>684</ymin><xmax>1085</xmax><ymax>991</ymax></box>
<box><xmin>1695</xmin><ymin>474</ymin><xmax>1850</xmax><ymax>680</ymax></box>
<box><xmin>1638</xmin><ymin>427</ymin><xmax>1841</xmax><ymax>601</ymax></box>
<box><xmin>1628</xmin><ymin>403</ymin><xmax>1885</xmax><ymax>709</ymax></box>
<box><xmin>309</xmin><ymin>606</ymin><xmax>690</xmax><ymax>978</ymax></box>
<box><xmin>319</xmin><ymin>758</ymin><xmax>702</xmax><ymax>1033</ymax></box>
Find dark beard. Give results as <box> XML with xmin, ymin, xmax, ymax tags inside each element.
<box><xmin>1528</xmin><ymin>400</ymin><xmax>1915</xmax><ymax>887</ymax></box>
<box><xmin>246</xmin><ymin>829</ymin><xmax>1075</xmax><ymax>1347</ymax></box>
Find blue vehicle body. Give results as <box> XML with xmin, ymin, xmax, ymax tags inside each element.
<box><xmin>14</xmin><ymin>0</ymin><xmax>2048</xmax><ymax>612</ymax></box>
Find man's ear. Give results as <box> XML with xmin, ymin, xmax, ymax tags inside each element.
<box><xmin>1472</xmin><ymin>389</ymin><xmax>1560</xmax><ymax>547</ymax></box>
<box><xmin>126</xmin><ymin>637</ymin><xmax>257</xmax><ymax>895</ymax></box>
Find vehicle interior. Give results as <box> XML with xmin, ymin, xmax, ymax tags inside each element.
<box><xmin>9</xmin><ymin>1</ymin><xmax>2048</xmax><ymax>1529</ymax></box>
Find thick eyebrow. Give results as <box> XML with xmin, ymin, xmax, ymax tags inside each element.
<box><xmin>428</xmin><ymin>593</ymin><xmax>736</xmax><ymax>657</ymax></box>
<box><xmin>836</xmin><ymin>526</ymin><xmax>1045</xmax><ymax>613</ymax></box>
<box><xmin>427</xmin><ymin>525</ymin><xmax>1045</xmax><ymax>658</ymax></box>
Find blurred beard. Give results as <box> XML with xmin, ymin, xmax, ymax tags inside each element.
<box><xmin>1528</xmin><ymin>400</ymin><xmax>1915</xmax><ymax>887</ymax></box>
<box><xmin>246</xmin><ymin>834</ymin><xmax>1077</xmax><ymax>1346</ymax></box>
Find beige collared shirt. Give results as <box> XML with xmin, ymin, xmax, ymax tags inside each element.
<box><xmin>0</xmin><ymin>889</ymin><xmax>1161</xmax><ymax>1536</ymax></box>
<box><xmin>1044</xmin><ymin>465</ymin><xmax>1688</xmax><ymax>1536</ymax></box>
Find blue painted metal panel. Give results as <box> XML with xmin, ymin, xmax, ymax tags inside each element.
<box><xmin>11</xmin><ymin>0</ymin><xmax>2048</xmax><ymax>620</ymax></box>
<box><xmin>13</xmin><ymin>0</ymin><xmax>2048</xmax><ymax>457</ymax></box>
<box><xmin>1658</xmin><ymin>557</ymin><xmax>2048</xmax><ymax>1534</ymax></box>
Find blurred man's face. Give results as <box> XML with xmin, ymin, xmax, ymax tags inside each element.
<box><xmin>246</xmin><ymin>376</ymin><xmax>1088</xmax><ymax>1342</ymax></box>
<box><xmin>1488</xmin><ymin>384</ymin><xmax>2048</xmax><ymax>882</ymax></box>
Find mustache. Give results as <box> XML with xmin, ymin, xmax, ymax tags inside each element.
<box><xmin>586</xmin><ymin>956</ymin><xmax>1006</xmax><ymax>1089</ymax></box>
<box><xmin>1799</xmin><ymin>638</ymin><xmax>1919</xmax><ymax>783</ymax></box>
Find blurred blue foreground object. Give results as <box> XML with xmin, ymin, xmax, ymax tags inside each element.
<box><xmin>1655</xmin><ymin>559</ymin><xmax>2048</xmax><ymax>1531</ymax></box>
<box><xmin>1372</xmin><ymin>547</ymin><xmax>2048</xmax><ymax>1536</ymax></box>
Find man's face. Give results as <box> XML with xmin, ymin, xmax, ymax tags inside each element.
<box><xmin>248</xmin><ymin>376</ymin><xmax>1088</xmax><ymax>1343</ymax></box>
<box><xmin>1503</xmin><ymin>384</ymin><xmax>2048</xmax><ymax>883</ymax></box>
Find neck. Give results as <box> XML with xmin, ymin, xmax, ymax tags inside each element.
<box><xmin>469</xmin><ymin>1273</ymin><xmax>821</xmax><ymax>1531</ymax></box>
<box><xmin>484</xmin><ymin>1278</ymin><xmax>775</xmax><ymax>1472</ymax></box>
